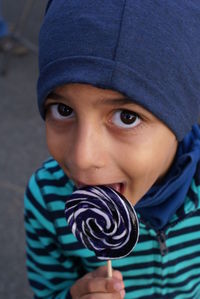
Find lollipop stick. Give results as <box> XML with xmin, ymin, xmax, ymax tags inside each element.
<box><xmin>107</xmin><ymin>260</ymin><xmax>112</xmax><ymax>278</ymax></box>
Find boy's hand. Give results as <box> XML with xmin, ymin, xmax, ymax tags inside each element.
<box><xmin>70</xmin><ymin>265</ymin><xmax>125</xmax><ymax>298</ymax></box>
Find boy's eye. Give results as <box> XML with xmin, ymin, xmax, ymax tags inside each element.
<box><xmin>112</xmin><ymin>110</ymin><xmax>141</xmax><ymax>128</ymax></box>
<box><xmin>49</xmin><ymin>103</ymin><xmax>74</xmax><ymax>119</ymax></box>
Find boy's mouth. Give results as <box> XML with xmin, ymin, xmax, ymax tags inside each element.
<box><xmin>75</xmin><ymin>181</ymin><xmax>125</xmax><ymax>195</ymax></box>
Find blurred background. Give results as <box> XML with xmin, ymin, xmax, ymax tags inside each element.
<box><xmin>0</xmin><ymin>1</ymin><xmax>48</xmax><ymax>298</ymax></box>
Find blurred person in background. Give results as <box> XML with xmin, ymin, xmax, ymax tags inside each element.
<box><xmin>0</xmin><ymin>0</ymin><xmax>15</xmax><ymax>53</ymax></box>
<box><xmin>0</xmin><ymin>0</ymin><xmax>27</xmax><ymax>54</ymax></box>
<box><xmin>0</xmin><ymin>8</ymin><xmax>8</xmax><ymax>37</ymax></box>
<box><xmin>0</xmin><ymin>0</ymin><xmax>11</xmax><ymax>51</ymax></box>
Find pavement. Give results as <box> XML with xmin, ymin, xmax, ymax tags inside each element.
<box><xmin>0</xmin><ymin>1</ymin><xmax>49</xmax><ymax>298</ymax></box>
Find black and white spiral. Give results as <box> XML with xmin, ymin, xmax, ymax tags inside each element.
<box><xmin>65</xmin><ymin>186</ymin><xmax>139</xmax><ymax>260</ymax></box>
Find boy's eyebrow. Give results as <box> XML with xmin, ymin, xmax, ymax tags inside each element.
<box><xmin>99</xmin><ymin>97</ymin><xmax>135</xmax><ymax>106</ymax></box>
<box><xmin>47</xmin><ymin>92</ymin><xmax>65</xmax><ymax>100</ymax></box>
<box><xmin>47</xmin><ymin>91</ymin><xmax>135</xmax><ymax>106</ymax></box>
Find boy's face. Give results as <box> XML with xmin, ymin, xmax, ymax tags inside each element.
<box><xmin>45</xmin><ymin>83</ymin><xmax>178</xmax><ymax>205</ymax></box>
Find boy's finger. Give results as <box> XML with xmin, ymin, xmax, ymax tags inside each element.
<box><xmin>70</xmin><ymin>277</ymin><xmax>125</xmax><ymax>298</ymax></box>
<box><xmin>81</xmin><ymin>291</ymin><xmax>125</xmax><ymax>299</ymax></box>
<box><xmin>89</xmin><ymin>265</ymin><xmax>123</xmax><ymax>281</ymax></box>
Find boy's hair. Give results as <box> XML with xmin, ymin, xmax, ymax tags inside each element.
<box><xmin>37</xmin><ymin>0</ymin><xmax>200</xmax><ymax>141</ymax></box>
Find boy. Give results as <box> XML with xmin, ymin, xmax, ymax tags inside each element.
<box><xmin>24</xmin><ymin>1</ymin><xmax>200</xmax><ymax>298</ymax></box>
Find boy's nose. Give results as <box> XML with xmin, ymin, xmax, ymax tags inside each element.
<box><xmin>68</xmin><ymin>125</ymin><xmax>106</xmax><ymax>172</ymax></box>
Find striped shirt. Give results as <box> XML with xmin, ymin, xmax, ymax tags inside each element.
<box><xmin>24</xmin><ymin>158</ymin><xmax>200</xmax><ymax>299</ymax></box>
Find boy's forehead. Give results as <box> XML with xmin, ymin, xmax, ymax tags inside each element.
<box><xmin>51</xmin><ymin>84</ymin><xmax>126</xmax><ymax>104</ymax></box>
<box><xmin>55</xmin><ymin>83</ymin><xmax>123</xmax><ymax>97</ymax></box>
<box><xmin>52</xmin><ymin>83</ymin><xmax>132</xmax><ymax>104</ymax></box>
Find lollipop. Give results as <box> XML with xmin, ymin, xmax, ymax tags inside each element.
<box><xmin>65</xmin><ymin>186</ymin><xmax>139</xmax><ymax>277</ymax></box>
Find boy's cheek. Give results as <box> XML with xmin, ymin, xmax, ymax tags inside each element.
<box><xmin>45</xmin><ymin>128</ymin><xmax>64</xmax><ymax>160</ymax></box>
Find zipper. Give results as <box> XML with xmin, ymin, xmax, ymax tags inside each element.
<box><xmin>157</xmin><ymin>231</ymin><xmax>168</xmax><ymax>256</ymax></box>
<box><xmin>139</xmin><ymin>218</ymin><xmax>169</xmax><ymax>256</ymax></box>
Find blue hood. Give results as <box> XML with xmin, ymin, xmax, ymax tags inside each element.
<box><xmin>135</xmin><ymin>124</ymin><xmax>200</xmax><ymax>230</ymax></box>
<box><xmin>38</xmin><ymin>0</ymin><xmax>200</xmax><ymax>141</ymax></box>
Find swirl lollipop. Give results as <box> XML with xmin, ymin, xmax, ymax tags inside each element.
<box><xmin>65</xmin><ymin>186</ymin><xmax>139</xmax><ymax>277</ymax></box>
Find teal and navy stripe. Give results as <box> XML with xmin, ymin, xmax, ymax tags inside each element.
<box><xmin>24</xmin><ymin>158</ymin><xmax>200</xmax><ymax>299</ymax></box>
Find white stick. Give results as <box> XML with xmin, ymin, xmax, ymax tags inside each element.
<box><xmin>107</xmin><ymin>260</ymin><xmax>112</xmax><ymax>278</ymax></box>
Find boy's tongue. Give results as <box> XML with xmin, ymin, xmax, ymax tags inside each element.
<box><xmin>106</xmin><ymin>183</ymin><xmax>122</xmax><ymax>194</ymax></box>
